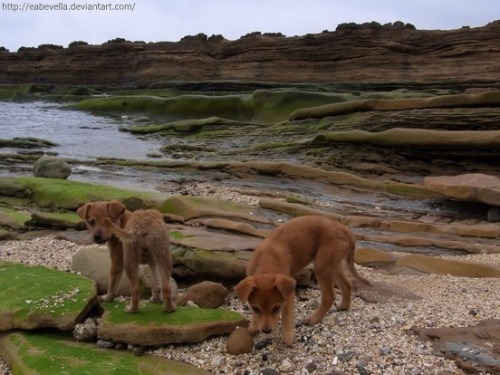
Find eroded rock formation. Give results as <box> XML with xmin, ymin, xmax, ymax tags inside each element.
<box><xmin>1</xmin><ymin>21</ymin><xmax>499</xmax><ymax>87</ymax></box>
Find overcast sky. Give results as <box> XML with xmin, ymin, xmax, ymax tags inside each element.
<box><xmin>0</xmin><ymin>0</ymin><xmax>498</xmax><ymax>51</ymax></box>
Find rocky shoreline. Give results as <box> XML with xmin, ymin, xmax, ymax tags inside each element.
<box><xmin>1</xmin><ymin>218</ymin><xmax>499</xmax><ymax>374</ymax></box>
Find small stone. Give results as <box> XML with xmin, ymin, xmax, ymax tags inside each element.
<box><xmin>305</xmin><ymin>361</ymin><xmax>318</xmax><ymax>373</ymax></box>
<box><xmin>96</xmin><ymin>339</ymin><xmax>115</xmax><ymax>349</ymax></box>
<box><xmin>355</xmin><ymin>360</ymin><xmax>369</xmax><ymax>375</ymax></box>
<box><xmin>279</xmin><ymin>357</ymin><xmax>295</xmax><ymax>372</ymax></box>
<box><xmin>226</xmin><ymin>327</ymin><xmax>254</xmax><ymax>355</ymax></box>
<box><xmin>379</xmin><ymin>346</ymin><xmax>392</xmax><ymax>355</ymax></box>
<box><xmin>260</xmin><ymin>369</ymin><xmax>279</xmax><ymax>375</ymax></box>
<box><xmin>73</xmin><ymin>318</ymin><xmax>97</xmax><ymax>342</ymax></box>
<box><xmin>255</xmin><ymin>337</ymin><xmax>273</xmax><ymax>350</ymax></box>
<box><xmin>211</xmin><ymin>355</ymin><xmax>223</xmax><ymax>367</ymax></box>
<box><xmin>468</xmin><ymin>309</ymin><xmax>478</xmax><ymax>316</ymax></box>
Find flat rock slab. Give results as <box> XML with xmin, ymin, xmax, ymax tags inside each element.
<box><xmin>98</xmin><ymin>301</ymin><xmax>248</xmax><ymax>346</ymax></box>
<box><xmin>0</xmin><ymin>262</ymin><xmax>97</xmax><ymax>331</ymax></box>
<box><xmin>413</xmin><ymin>319</ymin><xmax>500</xmax><ymax>374</ymax></box>
<box><xmin>424</xmin><ymin>173</ymin><xmax>500</xmax><ymax>206</ymax></box>
<box><xmin>0</xmin><ymin>331</ymin><xmax>212</xmax><ymax>375</ymax></box>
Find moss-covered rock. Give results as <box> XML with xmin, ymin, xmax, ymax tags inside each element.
<box><xmin>0</xmin><ymin>177</ymin><xmax>164</xmax><ymax>210</ymax></box>
<box><xmin>290</xmin><ymin>91</ymin><xmax>500</xmax><ymax>120</ymax></box>
<box><xmin>0</xmin><ymin>262</ymin><xmax>98</xmax><ymax>331</ymax></box>
<box><xmin>0</xmin><ymin>331</ymin><xmax>212</xmax><ymax>375</ymax></box>
<box><xmin>98</xmin><ymin>301</ymin><xmax>248</xmax><ymax>346</ymax></box>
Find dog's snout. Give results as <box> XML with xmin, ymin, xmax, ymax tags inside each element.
<box><xmin>262</xmin><ymin>327</ymin><xmax>272</xmax><ymax>334</ymax></box>
<box><xmin>93</xmin><ymin>232</ymin><xmax>105</xmax><ymax>243</ymax></box>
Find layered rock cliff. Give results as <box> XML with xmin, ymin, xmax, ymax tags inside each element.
<box><xmin>0</xmin><ymin>21</ymin><xmax>499</xmax><ymax>87</ymax></box>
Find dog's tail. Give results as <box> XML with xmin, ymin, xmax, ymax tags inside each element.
<box><xmin>102</xmin><ymin>218</ymin><xmax>134</xmax><ymax>241</ymax></box>
<box><xmin>346</xmin><ymin>229</ymin><xmax>372</xmax><ymax>286</ymax></box>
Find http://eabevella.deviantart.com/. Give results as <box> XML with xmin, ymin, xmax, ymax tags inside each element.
<box><xmin>1</xmin><ymin>2</ymin><xmax>135</xmax><ymax>12</ymax></box>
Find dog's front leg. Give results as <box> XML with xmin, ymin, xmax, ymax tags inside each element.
<box><xmin>281</xmin><ymin>292</ymin><xmax>296</xmax><ymax>347</ymax></box>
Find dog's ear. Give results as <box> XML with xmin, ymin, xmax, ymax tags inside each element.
<box><xmin>107</xmin><ymin>201</ymin><xmax>126</xmax><ymax>220</ymax></box>
<box><xmin>76</xmin><ymin>203</ymin><xmax>90</xmax><ymax>219</ymax></box>
<box><xmin>234</xmin><ymin>276</ymin><xmax>256</xmax><ymax>303</ymax></box>
<box><xmin>273</xmin><ymin>274</ymin><xmax>296</xmax><ymax>299</ymax></box>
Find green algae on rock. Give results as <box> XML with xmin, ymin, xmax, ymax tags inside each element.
<box><xmin>0</xmin><ymin>177</ymin><xmax>164</xmax><ymax>210</ymax></box>
<box><xmin>0</xmin><ymin>331</ymin><xmax>212</xmax><ymax>375</ymax></box>
<box><xmin>0</xmin><ymin>262</ymin><xmax>98</xmax><ymax>331</ymax></box>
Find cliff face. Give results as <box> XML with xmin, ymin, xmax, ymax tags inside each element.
<box><xmin>1</xmin><ymin>21</ymin><xmax>499</xmax><ymax>86</ymax></box>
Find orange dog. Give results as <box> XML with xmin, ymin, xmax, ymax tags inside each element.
<box><xmin>235</xmin><ymin>215</ymin><xmax>370</xmax><ymax>346</ymax></box>
<box><xmin>77</xmin><ymin>201</ymin><xmax>176</xmax><ymax>314</ymax></box>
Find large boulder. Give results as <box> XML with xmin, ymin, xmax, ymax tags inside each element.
<box><xmin>71</xmin><ymin>246</ymin><xmax>178</xmax><ymax>299</ymax></box>
<box><xmin>33</xmin><ymin>156</ymin><xmax>72</xmax><ymax>179</ymax></box>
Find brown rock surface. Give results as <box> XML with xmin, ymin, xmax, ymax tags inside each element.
<box><xmin>1</xmin><ymin>21</ymin><xmax>500</xmax><ymax>86</ymax></box>
<box><xmin>413</xmin><ymin>320</ymin><xmax>500</xmax><ymax>374</ymax></box>
<box><xmin>176</xmin><ymin>281</ymin><xmax>229</xmax><ymax>308</ymax></box>
<box><xmin>424</xmin><ymin>173</ymin><xmax>500</xmax><ymax>206</ymax></box>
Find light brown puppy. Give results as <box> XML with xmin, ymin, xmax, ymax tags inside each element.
<box><xmin>77</xmin><ymin>200</ymin><xmax>176</xmax><ymax>314</ymax></box>
<box><xmin>235</xmin><ymin>215</ymin><xmax>370</xmax><ymax>346</ymax></box>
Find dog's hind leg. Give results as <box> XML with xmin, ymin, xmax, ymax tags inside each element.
<box><xmin>123</xmin><ymin>243</ymin><xmax>141</xmax><ymax>313</ymax></box>
<box><xmin>303</xmin><ymin>250</ymin><xmax>336</xmax><ymax>325</ymax></box>
<box><xmin>155</xmin><ymin>248</ymin><xmax>176</xmax><ymax>312</ymax></box>
<box><xmin>335</xmin><ymin>267</ymin><xmax>352</xmax><ymax>311</ymax></box>
<box><xmin>147</xmin><ymin>261</ymin><xmax>162</xmax><ymax>303</ymax></box>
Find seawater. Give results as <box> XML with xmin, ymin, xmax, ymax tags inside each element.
<box><xmin>0</xmin><ymin>101</ymin><xmax>162</xmax><ymax>160</ymax></box>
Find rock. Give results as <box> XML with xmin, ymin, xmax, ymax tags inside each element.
<box><xmin>424</xmin><ymin>173</ymin><xmax>500</xmax><ymax>206</ymax></box>
<box><xmin>33</xmin><ymin>156</ymin><xmax>72</xmax><ymax>179</ymax></box>
<box><xmin>73</xmin><ymin>318</ymin><xmax>97</xmax><ymax>342</ymax></box>
<box><xmin>71</xmin><ymin>245</ymin><xmax>178</xmax><ymax>299</ymax></box>
<box><xmin>176</xmin><ymin>281</ymin><xmax>228</xmax><ymax>308</ymax></box>
<box><xmin>413</xmin><ymin>319</ymin><xmax>500</xmax><ymax>374</ymax></box>
<box><xmin>487</xmin><ymin>207</ymin><xmax>500</xmax><ymax>222</ymax></box>
<box><xmin>0</xmin><ymin>176</ymin><xmax>31</xmax><ymax>198</ymax></box>
<box><xmin>279</xmin><ymin>357</ymin><xmax>295</xmax><ymax>372</ymax></box>
<box><xmin>97</xmin><ymin>301</ymin><xmax>248</xmax><ymax>346</ymax></box>
<box><xmin>0</xmin><ymin>262</ymin><xmax>98</xmax><ymax>331</ymax></box>
<box><xmin>0</xmin><ymin>331</ymin><xmax>212</xmax><ymax>374</ymax></box>
<box><xmin>1</xmin><ymin>22</ymin><xmax>499</xmax><ymax>86</ymax></box>
<box><xmin>226</xmin><ymin>327</ymin><xmax>254</xmax><ymax>355</ymax></box>
<box><xmin>395</xmin><ymin>254</ymin><xmax>500</xmax><ymax>277</ymax></box>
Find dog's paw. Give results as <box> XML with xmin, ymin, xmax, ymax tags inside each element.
<box><xmin>100</xmin><ymin>293</ymin><xmax>115</xmax><ymax>302</ymax></box>
<box><xmin>164</xmin><ymin>301</ymin><xmax>176</xmax><ymax>313</ymax></box>
<box><xmin>282</xmin><ymin>331</ymin><xmax>295</xmax><ymax>347</ymax></box>
<box><xmin>125</xmin><ymin>304</ymin><xmax>138</xmax><ymax>313</ymax></box>
<box><xmin>248</xmin><ymin>327</ymin><xmax>260</xmax><ymax>337</ymax></box>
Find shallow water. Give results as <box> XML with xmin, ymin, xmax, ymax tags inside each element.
<box><xmin>0</xmin><ymin>101</ymin><xmax>163</xmax><ymax>160</ymax></box>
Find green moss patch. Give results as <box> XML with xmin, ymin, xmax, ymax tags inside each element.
<box><xmin>102</xmin><ymin>302</ymin><xmax>243</xmax><ymax>326</ymax></box>
<box><xmin>0</xmin><ymin>331</ymin><xmax>211</xmax><ymax>375</ymax></box>
<box><xmin>0</xmin><ymin>262</ymin><xmax>97</xmax><ymax>331</ymax></box>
